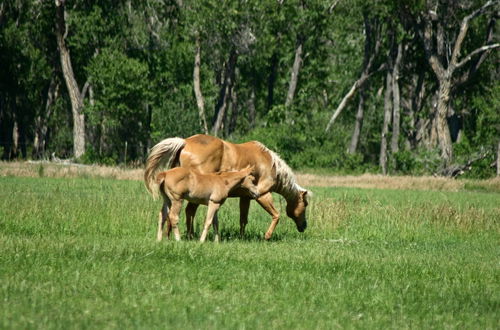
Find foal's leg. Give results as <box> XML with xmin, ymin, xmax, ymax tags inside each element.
<box><xmin>185</xmin><ymin>202</ymin><xmax>199</xmax><ymax>240</ymax></box>
<box><xmin>239</xmin><ymin>197</ymin><xmax>251</xmax><ymax>238</ymax></box>
<box><xmin>212</xmin><ymin>213</ymin><xmax>220</xmax><ymax>243</ymax></box>
<box><xmin>199</xmin><ymin>201</ymin><xmax>221</xmax><ymax>243</ymax></box>
<box><xmin>256</xmin><ymin>192</ymin><xmax>280</xmax><ymax>240</ymax></box>
<box><xmin>168</xmin><ymin>200</ymin><xmax>183</xmax><ymax>241</ymax></box>
<box><xmin>157</xmin><ymin>200</ymin><xmax>170</xmax><ymax>241</ymax></box>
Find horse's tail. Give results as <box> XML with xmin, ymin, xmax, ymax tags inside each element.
<box><xmin>144</xmin><ymin>137</ymin><xmax>186</xmax><ymax>199</ymax></box>
<box><xmin>156</xmin><ymin>172</ymin><xmax>168</xmax><ymax>200</ymax></box>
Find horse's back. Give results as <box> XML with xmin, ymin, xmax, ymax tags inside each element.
<box><xmin>180</xmin><ymin>135</ymin><xmax>275</xmax><ymax>192</ymax></box>
<box><xmin>181</xmin><ymin>135</ymin><xmax>225</xmax><ymax>172</ymax></box>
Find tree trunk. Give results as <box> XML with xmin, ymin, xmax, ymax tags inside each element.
<box><xmin>436</xmin><ymin>79</ymin><xmax>453</xmax><ymax>166</ymax></box>
<box><xmin>413</xmin><ymin>0</ymin><xmax>500</xmax><ymax>166</ymax></box>
<box><xmin>55</xmin><ymin>0</ymin><xmax>85</xmax><ymax>159</ymax></box>
<box><xmin>226</xmin><ymin>88</ymin><xmax>238</xmax><ymax>136</ymax></box>
<box><xmin>248</xmin><ymin>87</ymin><xmax>256</xmax><ymax>128</ymax></box>
<box><xmin>285</xmin><ymin>38</ymin><xmax>303</xmax><ymax>107</ymax></box>
<box><xmin>212</xmin><ymin>49</ymin><xmax>237</xmax><ymax>137</ymax></box>
<box><xmin>379</xmin><ymin>71</ymin><xmax>392</xmax><ymax>175</ymax></box>
<box><xmin>326</xmin><ymin>15</ymin><xmax>383</xmax><ymax>132</ymax></box>
<box><xmin>348</xmin><ymin>92</ymin><xmax>365</xmax><ymax>154</ymax></box>
<box><xmin>34</xmin><ymin>76</ymin><xmax>59</xmax><ymax>159</ymax></box>
<box><xmin>325</xmin><ymin>80</ymin><xmax>360</xmax><ymax>132</ymax></box>
<box><xmin>390</xmin><ymin>43</ymin><xmax>403</xmax><ymax>154</ymax></box>
<box><xmin>11</xmin><ymin>118</ymin><xmax>19</xmax><ymax>159</ymax></box>
<box><xmin>407</xmin><ymin>71</ymin><xmax>426</xmax><ymax>149</ymax></box>
<box><xmin>193</xmin><ymin>34</ymin><xmax>208</xmax><ymax>134</ymax></box>
<box><xmin>267</xmin><ymin>52</ymin><xmax>278</xmax><ymax>111</ymax></box>
<box><xmin>497</xmin><ymin>139</ymin><xmax>500</xmax><ymax>177</ymax></box>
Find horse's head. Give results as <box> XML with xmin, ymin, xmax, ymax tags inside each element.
<box><xmin>286</xmin><ymin>190</ymin><xmax>309</xmax><ymax>232</ymax></box>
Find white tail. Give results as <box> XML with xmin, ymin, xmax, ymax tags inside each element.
<box><xmin>144</xmin><ymin>137</ymin><xmax>186</xmax><ymax>199</ymax></box>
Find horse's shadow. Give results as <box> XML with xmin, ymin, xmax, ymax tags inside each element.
<box><xmin>186</xmin><ymin>228</ymin><xmax>284</xmax><ymax>242</ymax></box>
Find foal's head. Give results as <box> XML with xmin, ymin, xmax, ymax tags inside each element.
<box><xmin>239</xmin><ymin>174</ymin><xmax>259</xmax><ymax>199</ymax></box>
<box><xmin>231</xmin><ymin>166</ymin><xmax>259</xmax><ymax>199</ymax></box>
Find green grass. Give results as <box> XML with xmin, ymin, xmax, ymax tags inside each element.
<box><xmin>1</xmin><ymin>176</ymin><xmax>499</xmax><ymax>329</ymax></box>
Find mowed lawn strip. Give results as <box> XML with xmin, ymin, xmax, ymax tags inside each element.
<box><xmin>1</xmin><ymin>176</ymin><xmax>499</xmax><ymax>329</ymax></box>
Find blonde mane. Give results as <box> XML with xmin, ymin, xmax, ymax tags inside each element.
<box><xmin>253</xmin><ymin>142</ymin><xmax>307</xmax><ymax>201</ymax></box>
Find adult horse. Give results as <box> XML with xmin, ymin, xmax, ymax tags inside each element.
<box><xmin>144</xmin><ymin>134</ymin><xmax>309</xmax><ymax>240</ymax></box>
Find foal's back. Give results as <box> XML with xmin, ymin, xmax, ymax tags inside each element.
<box><xmin>159</xmin><ymin>167</ymin><xmax>227</xmax><ymax>205</ymax></box>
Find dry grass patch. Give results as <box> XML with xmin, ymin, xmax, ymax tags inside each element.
<box><xmin>2</xmin><ymin>161</ymin><xmax>499</xmax><ymax>193</ymax></box>
<box><xmin>0</xmin><ymin>161</ymin><xmax>142</xmax><ymax>181</ymax></box>
<box><xmin>297</xmin><ymin>173</ymin><xmax>500</xmax><ymax>192</ymax></box>
<box><xmin>297</xmin><ymin>173</ymin><xmax>464</xmax><ymax>191</ymax></box>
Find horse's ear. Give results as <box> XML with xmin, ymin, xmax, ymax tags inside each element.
<box><xmin>301</xmin><ymin>190</ymin><xmax>312</xmax><ymax>199</ymax></box>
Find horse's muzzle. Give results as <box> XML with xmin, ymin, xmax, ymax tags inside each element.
<box><xmin>297</xmin><ymin>221</ymin><xmax>307</xmax><ymax>232</ymax></box>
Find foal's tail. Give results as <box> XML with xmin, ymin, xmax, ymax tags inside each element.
<box><xmin>144</xmin><ymin>137</ymin><xmax>186</xmax><ymax>199</ymax></box>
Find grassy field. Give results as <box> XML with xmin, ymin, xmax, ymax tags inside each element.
<box><xmin>1</xmin><ymin>175</ymin><xmax>499</xmax><ymax>329</ymax></box>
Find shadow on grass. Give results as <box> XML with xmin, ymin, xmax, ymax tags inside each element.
<box><xmin>184</xmin><ymin>228</ymin><xmax>285</xmax><ymax>243</ymax></box>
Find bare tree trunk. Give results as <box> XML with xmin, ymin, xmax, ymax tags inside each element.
<box><xmin>436</xmin><ymin>80</ymin><xmax>453</xmax><ymax>165</ymax></box>
<box><xmin>248</xmin><ymin>87</ymin><xmax>256</xmax><ymax>128</ymax></box>
<box><xmin>497</xmin><ymin>139</ymin><xmax>500</xmax><ymax>177</ymax></box>
<box><xmin>193</xmin><ymin>34</ymin><xmax>208</xmax><ymax>134</ymax></box>
<box><xmin>267</xmin><ymin>52</ymin><xmax>278</xmax><ymax>111</ymax></box>
<box><xmin>326</xmin><ymin>15</ymin><xmax>383</xmax><ymax>132</ymax></box>
<box><xmin>55</xmin><ymin>0</ymin><xmax>85</xmax><ymax>159</ymax></box>
<box><xmin>348</xmin><ymin>92</ymin><xmax>365</xmax><ymax>154</ymax></box>
<box><xmin>226</xmin><ymin>88</ymin><xmax>238</xmax><ymax>136</ymax></box>
<box><xmin>11</xmin><ymin>117</ymin><xmax>19</xmax><ymax>159</ymax></box>
<box><xmin>285</xmin><ymin>38</ymin><xmax>303</xmax><ymax>107</ymax></box>
<box><xmin>390</xmin><ymin>43</ymin><xmax>403</xmax><ymax>154</ymax></box>
<box><xmin>380</xmin><ymin>71</ymin><xmax>392</xmax><ymax>175</ymax></box>
<box><xmin>414</xmin><ymin>0</ymin><xmax>500</xmax><ymax>166</ymax></box>
<box><xmin>212</xmin><ymin>49</ymin><xmax>237</xmax><ymax>137</ymax></box>
<box><xmin>325</xmin><ymin>81</ymin><xmax>359</xmax><ymax>132</ymax></box>
<box><xmin>406</xmin><ymin>70</ymin><xmax>426</xmax><ymax>149</ymax></box>
<box><xmin>34</xmin><ymin>75</ymin><xmax>59</xmax><ymax>159</ymax></box>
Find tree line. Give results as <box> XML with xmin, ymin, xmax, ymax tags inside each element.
<box><xmin>1</xmin><ymin>0</ymin><xmax>499</xmax><ymax>177</ymax></box>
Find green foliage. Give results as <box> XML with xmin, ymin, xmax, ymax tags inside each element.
<box><xmin>85</xmin><ymin>48</ymin><xmax>152</xmax><ymax>161</ymax></box>
<box><xmin>0</xmin><ymin>0</ymin><xmax>498</xmax><ymax>177</ymax></box>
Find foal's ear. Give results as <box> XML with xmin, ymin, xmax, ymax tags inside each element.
<box><xmin>245</xmin><ymin>165</ymin><xmax>255</xmax><ymax>173</ymax></box>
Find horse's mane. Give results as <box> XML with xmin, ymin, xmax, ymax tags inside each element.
<box><xmin>253</xmin><ymin>142</ymin><xmax>307</xmax><ymax>201</ymax></box>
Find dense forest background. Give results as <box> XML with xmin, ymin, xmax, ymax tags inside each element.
<box><xmin>1</xmin><ymin>0</ymin><xmax>499</xmax><ymax>177</ymax></box>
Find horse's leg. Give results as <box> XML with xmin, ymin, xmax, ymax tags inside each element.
<box><xmin>239</xmin><ymin>197</ymin><xmax>251</xmax><ymax>238</ymax></box>
<box><xmin>157</xmin><ymin>200</ymin><xmax>170</xmax><ymax>241</ymax></box>
<box><xmin>199</xmin><ymin>201</ymin><xmax>220</xmax><ymax>243</ymax></box>
<box><xmin>213</xmin><ymin>213</ymin><xmax>219</xmax><ymax>243</ymax></box>
<box><xmin>185</xmin><ymin>202</ymin><xmax>199</xmax><ymax>240</ymax></box>
<box><xmin>168</xmin><ymin>200</ymin><xmax>183</xmax><ymax>241</ymax></box>
<box><xmin>256</xmin><ymin>192</ymin><xmax>280</xmax><ymax>240</ymax></box>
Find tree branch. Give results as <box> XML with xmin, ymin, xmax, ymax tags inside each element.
<box><xmin>80</xmin><ymin>80</ymin><xmax>90</xmax><ymax>100</ymax></box>
<box><xmin>325</xmin><ymin>80</ymin><xmax>358</xmax><ymax>132</ymax></box>
<box><xmin>451</xmin><ymin>0</ymin><xmax>499</xmax><ymax>68</ymax></box>
<box><xmin>328</xmin><ymin>0</ymin><xmax>341</xmax><ymax>14</ymax></box>
<box><xmin>457</xmin><ymin>16</ymin><xmax>497</xmax><ymax>85</ymax></box>
<box><xmin>455</xmin><ymin>43</ymin><xmax>500</xmax><ymax>69</ymax></box>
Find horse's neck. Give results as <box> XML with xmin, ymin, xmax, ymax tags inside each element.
<box><xmin>275</xmin><ymin>183</ymin><xmax>299</xmax><ymax>203</ymax></box>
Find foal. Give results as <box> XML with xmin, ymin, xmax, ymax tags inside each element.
<box><xmin>156</xmin><ymin>166</ymin><xmax>258</xmax><ymax>242</ymax></box>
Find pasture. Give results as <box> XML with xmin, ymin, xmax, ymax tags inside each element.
<box><xmin>1</xmin><ymin>174</ymin><xmax>499</xmax><ymax>329</ymax></box>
